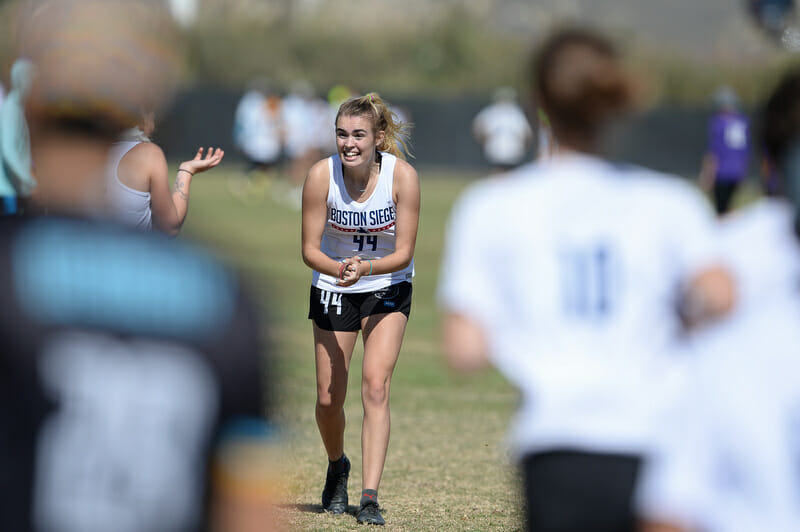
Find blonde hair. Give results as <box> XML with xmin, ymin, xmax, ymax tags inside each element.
<box><xmin>336</xmin><ymin>92</ymin><xmax>413</xmax><ymax>159</ymax></box>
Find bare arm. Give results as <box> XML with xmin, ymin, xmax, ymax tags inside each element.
<box><xmin>150</xmin><ymin>146</ymin><xmax>224</xmax><ymax>237</ymax></box>
<box><xmin>679</xmin><ymin>265</ymin><xmax>735</xmax><ymax>331</ymax></box>
<box><xmin>340</xmin><ymin>160</ymin><xmax>420</xmax><ymax>285</ymax></box>
<box><xmin>698</xmin><ymin>153</ymin><xmax>717</xmax><ymax>192</ymax></box>
<box><xmin>638</xmin><ymin>520</ymin><xmax>688</xmax><ymax>532</ymax></box>
<box><xmin>442</xmin><ymin>312</ymin><xmax>491</xmax><ymax>373</ymax></box>
<box><xmin>301</xmin><ymin>160</ymin><xmax>350</xmax><ymax>279</ymax></box>
<box><xmin>209</xmin><ymin>437</ymin><xmax>284</xmax><ymax>532</ymax></box>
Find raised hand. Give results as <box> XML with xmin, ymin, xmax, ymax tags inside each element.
<box><xmin>178</xmin><ymin>147</ymin><xmax>225</xmax><ymax>176</ymax></box>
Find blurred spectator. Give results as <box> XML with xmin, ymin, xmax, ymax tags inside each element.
<box><xmin>748</xmin><ymin>0</ymin><xmax>795</xmax><ymax>35</ymax></box>
<box><xmin>699</xmin><ymin>86</ymin><xmax>751</xmax><ymax>215</ymax></box>
<box><xmin>1</xmin><ymin>2</ymin><xmax>281</xmax><ymax>531</ymax></box>
<box><xmin>310</xmin><ymin>88</ymin><xmax>336</xmax><ymax>158</ymax></box>
<box><xmin>0</xmin><ymin>59</ymin><xmax>36</xmax><ymax>215</ymax></box>
<box><xmin>327</xmin><ymin>84</ymin><xmax>355</xmax><ymax>110</ymax></box>
<box><xmin>439</xmin><ymin>27</ymin><xmax>732</xmax><ymax>532</ymax></box>
<box><xmin>321</xmin><ymin>84</ymin><xmax>356</xmax><ymax>154</ymax></box>
<box><xmin>105</xmin><ymin>111</ymin><xmax>224</xmax><ymax>236</ymax></box>
<box><xmin>471</xmin><ymin>86</ymin><xmax>533</xmax><ymax>172</ymax></box>
<box><xmin>536</xmin><ymin>107</ymin><xmax>557</xmax><ymax>161</ymax></box>
<box><xmin>760</xmin><ymin>151</ymin><xmax>783</xmax><ymax>197</ymax></box>
<box><xmin>232</xmin><ymin>78</ymin><xmax>283</xmax><ymax>176</ymax></box>
<box><xmin>281</xmin><ymin>80</ymin><xmax>325</xmax><ymax>208</ymax></box>
<box><xmin>638</xmin><ymin>66</ymin><xmax>800</xmax><ymax>532</ymax></box>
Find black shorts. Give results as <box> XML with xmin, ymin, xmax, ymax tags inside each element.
<box><xmin>522</xmin><ymin>449</ymin><xmax>642</xmax><ymax>532</ymax></box>
<box><xmin>308</xmin><ymin>282</ymin><xmax>412</xmax><ymax>331</ymax></box>
<box><xmin>712</xmin><ymin>179</ymin><xmax>740</xmax><ymax>215</ymax></box>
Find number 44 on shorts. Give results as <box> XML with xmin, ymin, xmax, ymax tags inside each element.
<box><xmin>320</xmin><ymin>290</ymin><xmax>343</xmax><ymax>315</ymax></box>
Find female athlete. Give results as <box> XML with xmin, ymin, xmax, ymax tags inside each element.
<box><xmin>439</xmin><ymin>28</ymin><xmax>733</xmax><ymax>532</ymax></box>
<box><xmin>301</xmin><ymin>92</ymin><xmax>419</xmax><ymax>526</ymax></box>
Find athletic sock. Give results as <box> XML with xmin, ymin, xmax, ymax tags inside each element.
<box><xmin>329</xmin><ymin>454</ymin><xmax>347</xmax><ymax>475</ymax></box>
<box><xmin>360</xmin><ymin>489</ymin><xmax>378</xmax><ymax>507</ymax></box>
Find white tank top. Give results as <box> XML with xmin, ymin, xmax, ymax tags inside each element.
<box><xmin>106</xmin><ymin>141</ymin><xmax>152</xmax><ymax>231</ymax></box>
<box><xmin>312</xmin><ymin>152</ymin><xmax>414</xmax><ymax>293</ymax></box>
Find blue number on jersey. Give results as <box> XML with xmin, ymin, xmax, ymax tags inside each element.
<box><xmin>353</xmin><ymin>235</ymin><xmax>377</xmax><ymax>252</ymax></box>
<box><xmin>559</xmin><ymin>244</ymin><xmax>615</xmax><ymax>318</ymax></box>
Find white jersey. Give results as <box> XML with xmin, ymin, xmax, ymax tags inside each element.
<box><xmin>281</xmin><ymin>93</ymin><xmax>317</xmax><ymax>158</ymax></box>
<box><xmin>233</xmin><ymin>90</ymin><xmax>281</xmax><ymax>163</ymax></box>
<box><xmin>472</xmin><ymin>102</ymin><xmax>532</xmax><ymax>165</ymax></box>
<box><xmin>105</xmin><ymin>141</ymin><xmax>152</xmax><ymax>231</ymax></box>
<box><xmin>312</xmin><ymin>152</ymin><xmax>414</xmax><ymax>294</ymax></box>
<box><xmin>438</xmin><ymin>153</ymin><xmax>718</xmax><ymax>457</ymax></box>
<box><xmin>718</xmin><ymin>199</ymin><xmax>800</xmax><ymax>309</ymax></box>
<box><xmin>637</xmin><ymin>199</ymin><xmax>800</xmax><ymax>532</ymax></box>
<box><xmin>311</xmin><ymin>98</ymin><xmax>335</xmax><ymax>154</ymax></box>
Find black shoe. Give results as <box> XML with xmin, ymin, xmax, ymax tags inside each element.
<box><xmin>321</xmin><ymin>455</ymin><xmax>350</xmax><ymax>514</ymax></box>
<box><xmin>357</xmin><ymin>500</ymin><xmax>385</xmax><ymax>525</ymax></box>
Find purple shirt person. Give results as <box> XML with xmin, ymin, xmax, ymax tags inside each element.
<box><xmin>701</xmin><ymin>86</ymin><xmax>751</xmax><ymax>215</ymax></box>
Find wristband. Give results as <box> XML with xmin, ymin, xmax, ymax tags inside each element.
<box><xmin>366</xmin><ymin>260</ymin><xmax>373</xmax><ymax>276</ymax></box>
<box><xmin>338</xmin><ymin>262</ymin><xmax>347</xmax><ymax>280</ymax></box>
<box><xmin>178</xmin><ymin>168</ymin><xmax>194</xmax><ymax>176</ymax></box>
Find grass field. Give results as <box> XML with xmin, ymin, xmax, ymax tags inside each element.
<box><xmin>182</xmin><ymin>167</ymin><xmax>524</xmax><ymax>531</ymax></box>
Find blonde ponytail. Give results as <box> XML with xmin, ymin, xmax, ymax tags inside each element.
<box><xmin>336</xmin><ymin>92</ymin><xmax>413</xmax><ymax>160</ymax></box>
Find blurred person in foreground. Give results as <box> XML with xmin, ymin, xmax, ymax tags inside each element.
<box><xmin>301</xmin><ymin>92</ymin><xmax>418</xmax><ymax>526</ymax></box>
<box><xmin>438</xmin><ymin>27</ymin><xmax>733</xmax><ymax>532</ymax></box>
<box><xmin>637</xmin><ymin>67</ymin><xmax>800</xmax><ymax>532</ymax></box>
<box><xmin>699</xmin><ymin>86</ymin><xmax>751</xmax><ymax>215</ymax></box>
<box><xmin>472</xmin><ymin>86</ymin><xmax>533</xmax><ymax>172</ymax></box>
<box><xmin>0</xmin><ymin>2</ymin><xmax>281</xmax><ymax>531</ymax></box>
<box><xmin>106</xmin><ymin>112</ymin><xmax>224</xmax><ymax>236</ymax></box>
<box><xmin>0</xmin><ymin>58</ymin><xmax>36</xmax><ymax>215</ymax></box>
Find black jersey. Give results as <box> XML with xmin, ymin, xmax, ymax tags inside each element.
<box><xmin>0</xmin><ymin>215</ymin><xmax>268</xmax><ymax>532</ymax></box>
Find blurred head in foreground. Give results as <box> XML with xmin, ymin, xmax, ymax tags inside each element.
<box><xmin>531</xmin><ymin>27</ymin><xmax>636</xmax><ymax>154</ymax></box>
<box><xmin>17</xmin><ymin>0</ymin><xmax>180</xmax><ymax>213</ymax></box>
<box><xmin>0</xmin><ymin>3</ymin><xmax>283</xmax><ymax>531</ymax></box>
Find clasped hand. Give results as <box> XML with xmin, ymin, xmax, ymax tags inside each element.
<box><xmin>336</xmin><ymin>256</ymin><xmax>363</xmax><ymax>287</ymax></box>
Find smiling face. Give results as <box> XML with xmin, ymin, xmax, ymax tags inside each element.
<box><xmin>335</xmin><ymin>113</ymin><xmax>385</xmax><ymax>168</ymax></box>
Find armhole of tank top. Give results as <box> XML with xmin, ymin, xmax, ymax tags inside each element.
<box><xmin>113</xmin><ymin>142</ymin><xmax>133</xmax><ymax>185</ymax></box>
<box><xmin>326</xmin><ymin>155</ymin><xmax>337</xmax><ymax>205</ymax></box>
<box><xmin>382</xmin><ymin>152</ymin><xmax>398</xmax><ymax>202</ymax></box>
<box><xmin>115</xmin><ymin>142</ymin><xmax>148</xmax><ymax>192</ymax></box>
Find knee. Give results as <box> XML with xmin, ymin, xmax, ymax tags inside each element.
<box><xmin>362</xmin><ymin>378</ymin><xmax>389</xmax><ymax>407</ymax></box>
<box><xmin>316</xmin><ymin>387</ymin><xmax>344</xmax><ymax>414</ymax></box>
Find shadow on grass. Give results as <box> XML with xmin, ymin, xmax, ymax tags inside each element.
<box><xmin>280</xmin><ymin>503</ymin><xmax>359</xmax><ymax>516</ymax></box>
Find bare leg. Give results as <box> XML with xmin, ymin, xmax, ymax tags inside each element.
<box><xmin>313</xmin><ymin>323</ymin><xmax>359</xmax><ymax>460</ymax></box>
<box><xmin>359</xmin><ymin>313</ymin><xmax>408</xmax><ymax>491</ymax></box>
